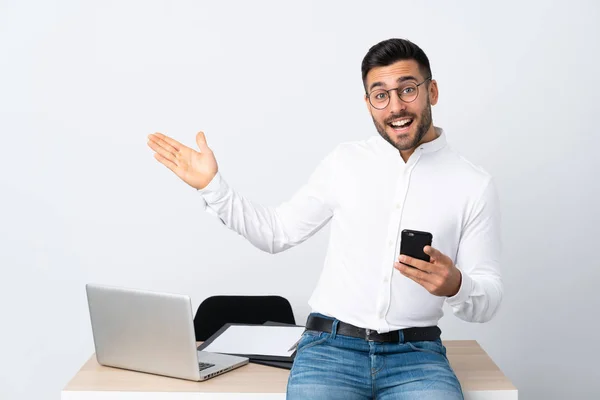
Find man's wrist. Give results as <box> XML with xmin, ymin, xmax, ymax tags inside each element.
<box><xmin>447</xmin><ymin>268</ymin><xmax>462</xmax><ymax>297</ymax></box>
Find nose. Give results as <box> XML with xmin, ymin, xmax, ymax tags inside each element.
<box><xmin>388</xmin><ymin>90</ymin><xmax>407</xmax><ymax>114</ymax></box>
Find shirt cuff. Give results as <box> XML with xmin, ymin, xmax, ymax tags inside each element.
<box><xmin>197</xmin><ymin>172</ymin><xmax>228</xmax><ymax>223</ymax></box>
<box><xmin>445</xmin><ymin>268</ymin><xmax>473</xmax><ymax>306</ymax></box>
<box><xmin>197</xmin><ymin>171</ymin><xmax>226</xmax><ymax>201</ymax></box>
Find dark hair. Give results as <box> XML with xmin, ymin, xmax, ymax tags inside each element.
<box><xmin>361</xmin><ymin>38</ymin><xmax>432</xmax><ymax>91</ymax></box>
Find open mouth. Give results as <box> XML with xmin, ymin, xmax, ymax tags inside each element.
<box><xmin>388</xmin><ymin>118</ymin><xmax>414</xmax><ymax>133</ymax></box>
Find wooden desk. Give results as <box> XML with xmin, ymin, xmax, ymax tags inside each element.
<box><xmin>62</xmin><ymin>340</ymin><xmax>517</xmax><ymax>399</ymax></box>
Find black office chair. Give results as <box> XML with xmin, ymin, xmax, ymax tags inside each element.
<box><xmin>193</xmin><ymin>295</ymin><xmax>296</xmax><ymax>341</ymax></box>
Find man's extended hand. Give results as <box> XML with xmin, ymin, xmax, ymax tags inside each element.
<box><xmin>147</xmin><ymin>131</ymin><xmax>218</xmax><ymax>190</ymax></box>
<box><xmin>394</xmin><ymin>246</ymin><xmax>462</xmax><ymax>297</ymax></box>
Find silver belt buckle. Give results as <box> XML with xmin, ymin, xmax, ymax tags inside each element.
<box><xmin>365</xmin><ymin>328</ymin><xmax>374</xmax><ymax>341</ymax></box>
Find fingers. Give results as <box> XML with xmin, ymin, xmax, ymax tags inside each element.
<box><xmin>395</xmin><ymin>261</ymin><xmax>436</xmax><ymax>285</ymax></box>
<box><xmin>196</xmin><ymin>131</ymin><xmax>210</xmax><ymax>152</ymax></box>
<box><xmin>148</xmin><ymin>137</ymin><xmax>179</xmax><ymax>166</ymax></box>
<box><xmin>423</xmin><ymin>245</ymin><xmax>443</xmax><ymax>262</ymax></box>
<box><xmin>396</xmin><ymin>247</ymin><xmax>458</xmax><ymax>297</ymax></box>
<box><xmin>150</xmin><ymin>132</ymin><xmax>183</xmax><ymax>152</ymax></box>
<box><xmin>398</xmin><ymin>254</ymin><xmax>435</xmax><ymax>273</ymax></box>
<box><xmin>153</xmin><ymin>152</ymin><xmax>177</xmax><ymax>172</ymax></box>
<box><xmin>148</xmin><ymin>132</ymin><xmax>185</xmax><ymax>164</ymax></box>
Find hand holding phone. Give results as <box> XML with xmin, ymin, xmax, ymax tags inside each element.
<box><xmin>396</xmin><ymin>230</ymin><xmax>462</xmax><ymax>297</ymax></box>
<box><xmin>399</xmin><ymin>229</ymin><xmax>433</xmax><ymax>265</ymax></box>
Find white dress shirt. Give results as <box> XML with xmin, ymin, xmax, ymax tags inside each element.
<box><xmin>198</xmin><ymin>127</ymin><xmax>502</xmax><ymax>332</ymax></box>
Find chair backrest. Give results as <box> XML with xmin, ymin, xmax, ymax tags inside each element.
<box><xmin>193</xmin><ymin>295</ymin><xmax>296</xmax><ymax>341</ymax></box>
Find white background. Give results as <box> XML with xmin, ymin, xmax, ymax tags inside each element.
<box><xmin>1</xmin><ymin>0</ymin><xmax>599</xmax><ymax>399</ymax></box>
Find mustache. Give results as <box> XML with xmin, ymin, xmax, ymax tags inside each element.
<box><xmin>385</xmin><ymin>112</ymin><xmax>417</xmax><ymax>124</ymax></box>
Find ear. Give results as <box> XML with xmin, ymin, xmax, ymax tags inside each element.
<box><xmin>364</xmin><ymin>93</ymin><xmax>372</xmax><ymax>113</ymax></box>
<box><xmin>429</xmin><ymin>79</ymin><xmax>439</xmax><ymax>106</ymax></box>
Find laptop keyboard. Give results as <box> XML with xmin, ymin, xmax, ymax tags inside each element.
<box><xmin>199</xmin><ymin>362</ymin><xmax>215</xmax><ymax>371</ymax></box>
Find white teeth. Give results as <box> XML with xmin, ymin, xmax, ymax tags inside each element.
<box><xmin>391</xmin><ymin>118</ymin><xmax>412</xmax><ymax>127</ymax></box>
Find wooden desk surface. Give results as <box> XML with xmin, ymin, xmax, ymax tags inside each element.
<box><xmin>62</xmin><ymin>340</ymin><xmax>517</xmax><ymax>399</ymax></box>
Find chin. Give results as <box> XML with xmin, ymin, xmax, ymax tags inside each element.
<box><xmin>389</xmin><ymin>131</ymin><xmax>416</xmax><ymax>150</ymax></box>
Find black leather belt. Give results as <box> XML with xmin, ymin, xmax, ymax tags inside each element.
<box><xmin>305</xmin><ymin>315</ymin><xmax>441</xmax><ymax>343</ymax></box>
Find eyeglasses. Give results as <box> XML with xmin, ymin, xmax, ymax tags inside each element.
<box><xmin>366</xmin><ymin>77</ymin><xmax>431</xmax><ymax>110</ymax></box>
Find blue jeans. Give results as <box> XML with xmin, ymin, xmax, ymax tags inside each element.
<box><xmin>287</xmin><ymin>314</ymin><xmax>463</xmax><ymax>399</ymax></box>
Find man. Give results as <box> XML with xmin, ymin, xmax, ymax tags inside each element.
<box><xmin>147</xmin><ymin>38</ymin><xmax>502</xmax><ymax>399</ymax></box>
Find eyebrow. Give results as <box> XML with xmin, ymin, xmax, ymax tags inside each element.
<box><xmin>368</xmin><ymin>75</ymin><xmax>419</xmax><ymax>92</ymax></box>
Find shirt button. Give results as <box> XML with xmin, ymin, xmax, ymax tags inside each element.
<box><xmin>388</xmin><ymin>240</ymin><xmax>393</xmax><ymax>247</ymax></box>
<box><xmin>383</xmin><ymin>276</ymin><xmax>389</xmax><ymax>283</ymax></box>
<box><xmin>395</xmin><ymin>203</ymin><xmax>401</xmax><ymax>209</ymax></box>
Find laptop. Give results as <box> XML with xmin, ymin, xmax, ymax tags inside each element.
<box><xmin>85</xmin><ymin>283</ymin><xmax>249</xmax><ymax>381</ymax></box>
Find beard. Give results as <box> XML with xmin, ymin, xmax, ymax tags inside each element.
<box><xmin>372</xmin><ymin>97</ymin><xmax>433</xmax><ymax>152</ymax></box>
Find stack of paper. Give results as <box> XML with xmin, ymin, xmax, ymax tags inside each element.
<box><xmin>197</xmin><ymin>323</ymin><xmax>306</xmax><ymax>369</ymax></box>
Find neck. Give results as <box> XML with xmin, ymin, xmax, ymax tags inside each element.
<box><xmin>399</xmin><ymin>125</ymin><xmax>438</xmax><ymax>162</ymax></box>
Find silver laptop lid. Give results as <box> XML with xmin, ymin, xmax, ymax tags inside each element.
<box><xmin>86</xmin><ymin>283</ymin><xmax>202</xmax><ymax>381</ymax></box>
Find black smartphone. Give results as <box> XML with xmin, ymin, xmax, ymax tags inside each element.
<box><xmin>400</xmin><ymin>229</ymin><xmax>433</xmax><ymax>264</ymax></box>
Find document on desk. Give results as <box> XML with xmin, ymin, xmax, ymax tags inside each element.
<box><xmin>200</xmin><ymin>324</ymin><xmax>306</xmax><ymax>359</ymax></box>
